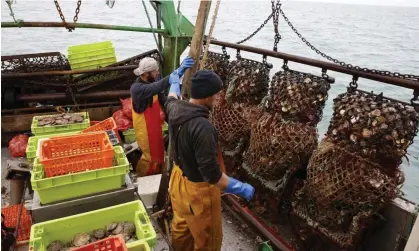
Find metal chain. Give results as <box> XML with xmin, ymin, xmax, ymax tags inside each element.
<box><xmin>236</xmin><ymin>13</ymin><xmax>273</xmax><ymax>44</ymax></box>
<box><xmin>271</xmin><ymin>0</ymin><xmax>281</xmax><ymax>51</ymax></box>
<box><xmin>73</xmin><ymin>0</ymin><xmax>82</xmax><ymax>23</ymax></box>
<box><xmin>66</xmin><ymin>83</ymin><xmax>80</xmax><ymax>111</ymax></box>
<box><xmin>54</xmin><ymin>0</ymin><xmax>82</xmax><ymax>32</ymax></box>
<box><xmin>278</xmin><ymin>5</ymin><xmax>419</xmax><ymax>82</ymax></box>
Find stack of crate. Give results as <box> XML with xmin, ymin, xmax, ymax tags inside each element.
<box><xmin>25</xmin><ymin>113</ymin><xmax>156</xmax><ymax>250</ymax></box>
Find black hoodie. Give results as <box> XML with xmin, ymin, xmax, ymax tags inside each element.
<box><xmin>164</xmin><ymin>96</ymin><xmax>222</xmax><ymax>184</ymax></box>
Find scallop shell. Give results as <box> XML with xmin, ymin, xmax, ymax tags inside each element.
<box><xmin>47</xmin><ymin>240</ymin><xmax>64</xmax><ymax>251</ymax></box>
<box><xmin>72</xmin><ymin>233</ymin><xmax>90</xmax><ymax>247</ymax></box>
<box><xmin>106</xmin><ymin>222</ymin><xmax>118</xmax><ymax>232</ymax></box>
<box><xmin>122</xmin><ymin>221</ymin><xmax>136</xmax><ymax>235</ymax></box>
<box><xmin>92</xmin><ymin>228</ymin><xmax>106</xmax><ymax>239</ymax></box>
<box><xmin>112</xmin><ymin>222</ymin><xmax>124</xmax><ymax>235</ymax></box>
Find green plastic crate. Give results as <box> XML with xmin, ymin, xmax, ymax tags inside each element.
<box><xmin>68</xmin><ymin>41</ymin><xmax>117</xmax><ymax>71</ymax></box>
<box><xmin>29</xmin><ymin>200</ymin><xmax>157</xmax><ymax>251</ymax></box>
<box><xmin>123</xmin><ymin>129</ymin><xmax>136</xmax><ymax>144</ymax></box>
<box><xmin>31</xmin><ymin>112</ymin><xmax>90</xmax><ymax>136</ymax></box>
<box><xmin>127</xmin><ymin>240</ymin><xmax>151</xmax><ymax>251</ymax></box>
<box><xmin>31</xmin><ymin>146</ymin><xmax>129</xmax><ymax>204</ymax></box>
<box><xmin>26</xmin><ymin>131</ymin><xmax>79</xmax><ymax>164</ymax></box>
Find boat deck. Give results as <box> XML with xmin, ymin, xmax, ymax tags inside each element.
<box><xmin>1</xmin><ymin>148</ymin><xmax>261</xmax><ymax>251</ymax></box>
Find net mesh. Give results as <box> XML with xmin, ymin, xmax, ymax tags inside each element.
<box><xmin>268</xmin><ymin>70</ymin><xmax>331</xmax><ymax>126</ymax></box>
<box><xmin>201</xmin><ymin>51</ymin><xmax>230</xmax><ymax>89</ymax></box>
<box><xmin>300</xmin><ymin>140</ymin><xmax>401</xmax><ymax>231</ymax></box>
<box><xmin>226</xmin><ymin>57</ymin><xmax>270</xmax><ymax>106</ymax></box>
<box><xmin>244</xmin><ymin>113</ymin><xmax>318</xmax><ymax>180</ymax></box>
<box><xmin>210</xmin><ymin>91</ymin><xmax>253</xmax><ymax>151</ymax></box>
<box><xmin>327</xmin><ymin>89</ymin><xmax>419</xmax><ymax>172</ymax></box>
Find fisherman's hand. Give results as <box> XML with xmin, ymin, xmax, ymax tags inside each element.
<box><xmin>175</xmin><ymin>56</ymin><xmax>195</xmax><ymax>77</ymax></box>
<box><xmin>169</xmin><ymin>73</ymin><xmax>181</xmax><ymax>96</ymax></box>
<box><xmin>225</xmin><ymin>177</ymin><xmax>255</xmax><ymax>201</ymax></box>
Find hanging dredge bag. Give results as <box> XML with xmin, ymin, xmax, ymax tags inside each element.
<box><xmin>112</xmin><ymin>110</ymin><xmax>133</xmax><ymax>131</ymax></box>
<box><xmin>225</xmin><ymin>57</ymin><xmax>271</xmax><ymax>106</ymax></box>
<box><xmin>268</xmin><ymin>69</ymin><xmax>331</xmax><ymax>126</ymax></box>
<box><xmin>243</xmin><ymin>112</ymin><xmax>318</xmax><ymax>181</ymax></box>
<box><xmin>326</xmin><ymin>89</ymin><xmax>419</xmax><ymax>172</ymax></box>
<box><xmin>120</xmin><ymin>97</ymin><xmax>133</xmax><ymax>120</ymax></box>
<box><xmin>201</xmin><ymin>51</ymin><xmax>230</xmax><ymax>89</ymax></box>
<box><xmin>210</xmin><ymin>90</ymin><xmax>253</xmax><ymax>151</ymax></box>
<box><xmin>8</xmin><ymin>134</ymin><xmax>29</xmax><ymax>158</ymax></box>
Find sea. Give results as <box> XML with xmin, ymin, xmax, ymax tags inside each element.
<box><xmin>1</xmin><ymin>0</ymin><xmax>419</xmax><ymax>203</ymax></box>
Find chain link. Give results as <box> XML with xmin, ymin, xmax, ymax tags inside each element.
<box><xmin>54</xmin><ymin>0</ymin><xmax>82</xmax><ymax>32</ymax></box>
<box><xmin>278</xmin><ymin>5</ymin><xmax>419</xmax><ymax>82</ymax></box>
<box><xmin>236</xmin><ymin>13</ymin><xmax>273</xmax><ymax>44</ymax></box>
<box><xmin>271</xmin><ymin>0</ymin><xmax>281</xmax><ymax>51</ymax></box>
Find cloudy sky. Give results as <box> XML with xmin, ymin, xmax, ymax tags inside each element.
<box><xmin>287</xmin><ymin>0</ymin><xmax>419</xmax><ymax>7</ymax></box>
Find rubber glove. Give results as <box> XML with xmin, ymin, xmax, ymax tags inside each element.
<box><xmin>224</xmin><ymin>177</ymin><xmax>255</xmax><ymax>201</ymax></box>
<box><xmin>169</xmin><ymin>72</ymin><xmax>181</xmax><ymax>96</ymax></box>
<box><xmin>174</xmin><ymin>56</ymin><xmax>195</xmax><ymax>77</ymax></box>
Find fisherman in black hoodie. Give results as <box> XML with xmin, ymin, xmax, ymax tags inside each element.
<box><xmin>164</xmin><ymin>69</ymin><xmax>255</xmax><ymax>251</ymax></box>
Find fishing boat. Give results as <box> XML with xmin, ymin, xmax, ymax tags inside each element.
<box><xmin>1</xmin><ymin>1</ymin><xmax>418</xmax><ymax>251</ymax></box>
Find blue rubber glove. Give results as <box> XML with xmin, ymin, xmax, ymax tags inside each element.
<box><xmin>225</xmin><ymin>177</ymin><xmax>255</xmax><ymax>201</ymax></box>
<box><xmin>175</xmin><ymin>56</ymin><xmax>195</xmax><ymax>77</ymax></box>
<box><xmin>169</xmin><ymin>72</ymin><xmax>181</xmax><ymax>96</ymax></box>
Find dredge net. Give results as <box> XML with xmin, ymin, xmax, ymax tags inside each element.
<box><xmin>327</xmin><ymin>89</ymin><xmax>419</xmax><ymax>173</ymax></box>
<box><xmin>295</xmin><ymin>140</ymin><xmax>401</xmax><ymax>233</ymax></box>
<box><xmin>226</xmin><ymin>57</ymin><xmax>270</xmax><ymax>106</ymax></box>
<box><xmin>201</xmin><ymin>51</ymin><xmax>230</xmax><ymax>89</ymax></box>
<box><xmin>210</xmin><ymin>91</ymin><xmax>254</xmax><ymax>151</ymax></box>
<box><xmin>268</xmin><ymin>70</ymin><xmax>331</xmax><ymax>126</ymax></box>
<box><xmin>243</xmin><ymin>113</ymin><xmax>318</xmax><ymax>180</ymax></box>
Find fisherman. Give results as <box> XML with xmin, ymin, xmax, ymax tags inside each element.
<box><xmin>164</xmin><ymin>69</ymin><xmax>255</xmax><ymax>251</ymax></box>
<box><xmin>130</xmin><ymin>56</ymin><xmax>194</xmax><ymax>177</ymax></box>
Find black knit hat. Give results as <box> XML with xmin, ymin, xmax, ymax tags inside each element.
<box><xmin>190</xmin><ymin>70</ymin><xmax>223</xmax><ymax>99</ymax></box>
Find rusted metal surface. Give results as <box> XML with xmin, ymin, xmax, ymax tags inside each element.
<box><xmin>1</xmin><ymin>22</ymin><xmax>166</xmax><ymax>33</ymax></box>
<box><xmin>2</xmin><ymin>65</ymin><xmax>137</xmax><ymax>78</ymax></box>
<box><xmin>17</xmin><ymin>90</ymin><xmax>130</xmax><ymax>102</ymax></box>
<box><xmin>1</xmin><ymin>51</ymin><xmax>70</xmax><ymax>74</ymax></box>
<box><xmin>224</xmin><ymin>195</ymin><xmax>294</xmax><ymax>251</ymax></box>
<box><xmin>209</xmin><ymin>40</ymin><xmax>419</xmax><ymax>91</ymax></box>
<box><xmin>1</xmin><ymin>101</ymin><xmax>120</xmax><ymax>115</ymax></box>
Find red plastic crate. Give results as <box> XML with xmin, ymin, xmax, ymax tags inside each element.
<box><xmin>72</xmin><ymin>235</ymin><xmax>128</xmax><ymax>251</ymax></box>
<box><xmin>83</xmin><ymin>118</ymin><xmax>121</xmax><ymax>142</ymax></box>
<box><xmin>40</xmin><ymin>131</ymin><xmax>114</xmax><ymax>177</ymax></box>
<box><xmin>1</xmin><ymin>204</ymin><xmax>32</xmax><ymax>242</ymax></box>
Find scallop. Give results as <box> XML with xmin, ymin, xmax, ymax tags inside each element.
<box><xmin>47</xmin><ymin>240</ymin><xmax>64</xmax><ymax>251</ymax></box>
<box><xmin>362</xmin><ymin>129</ymin><xmax>372</xmax><ymax>138</ymax></box>
<box><xmin>112</xmin><ymin>222</ymin><xmax>124</xmax><ymax>235</ymax></box>
<box><xmin>106</xmin><ymin>222</ymin><xmax>118</xmax><ymax>232</ymax></box>
<box><xmin>92</xmin><ymin>228</ymin><xmax>106</xmax><ymax>239</ymax></box>
<box><xmin>72</xmin><ymin>233</ymin><xmax>90</xmax><ymax>247</ymax></box>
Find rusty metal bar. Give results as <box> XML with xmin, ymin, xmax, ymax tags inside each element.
<box><xmin>1</xmin><ymin>101</ymin><xmax>120</xmax><ymax>114</ymax></box>
<box><xmin>17</xmin><ymin>90</ymin><xmax>130</xmax><ymax>102</ymax></box>
<box><xmin>1</xmin><ymin>52</ymin><xmax>65</xmax><ymax>61</ymax></box>
<box><xmin>2</xmin><ymin>65</ymin><xmax>137</xmax><ymax>78</ymax></box>
<box><xmin>208</xmin><ymin>40</ymin><xmax>419</xmax><ymax>91</ymax></box>
<box><xmin>224</xmin><ymin>195</ymin><xmax>293</xmax><ymax>251</ymax></box>
<box><xmin>1</xmin><ymin>22</ymin><xmax>166</xmax><ymax>34</ymax></box>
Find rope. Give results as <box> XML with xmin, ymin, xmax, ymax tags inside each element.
<box><xmin>200</xmin><ymin>0</ymin><xmax>221</xmax><ymax>70</ymax></box>
<box><xmin>173</xmin><ymin>0</ymin><xmax>183</xmax><ymax>70</ymax></box>
<box><xmin>6</xmin><ymin>0</ymin><xmax>22</xmax><ymax>25</ymax></box>
<box><xmin>142</xmin><ymin>0</ymin><xmax>163</xmax><ymax>62</ymax></box>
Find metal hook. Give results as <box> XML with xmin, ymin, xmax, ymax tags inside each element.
<box><xmin>321</xmin><ymin>68</ymin><xmax>335</xmax><ymax>83</ymax></box>
<box><xmin>236</xmin><ymin>49</ymin><xmax>241</xmax><ymax>59</ymax></box>
<box><xmin>221</xmin><ymin>46</ymin><xmax>230</xmax><ymax>59</ymax></box>
<box><xmin>282</xmin><ymin>59</ymin><xmax>289</xmax><ymax>71</ymax></box>
<box><xmin>411</xmin><ymin>89</ymin><xmax>419</xmax><ymax>106</ymax></box>
<box><xmin>349</xmin><ymin>75</ymin><xmax>359</xmax><ymax>89</ymax></box>
<box><xmin>262</xmin><ymin>55</ymin><xmax>273</xmax><ymax>69</ymax></box>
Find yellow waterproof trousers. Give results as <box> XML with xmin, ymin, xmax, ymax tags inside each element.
<box><xmin>169</xmin><ymin>165</ymin><xmax>223</xmax><ymax>251</ymax></box>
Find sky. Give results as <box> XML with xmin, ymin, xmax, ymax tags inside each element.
<box><xmin>287</xmin><ymin>0</ymin><xmax>419</xmax><ymax>7</ymax></box>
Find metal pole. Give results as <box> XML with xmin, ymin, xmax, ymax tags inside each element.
<box><xmin>208</xmin><ymin>39</ymin><xmax>419</xmax><ymax>91</ymax></box>
<box><xmin>181</xmin><ymin>0</ymin><xmax>212</xmax><ymax>98</ymax></box>
<box><xmin>17</xmin><ymin>90</ymin><xmax>130</xmax><ymax>102</ymax></box>
<box><xmin>1</xmin><ymin>22</ymin><xmax>166</xmax><ymax>33</ymax></box>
